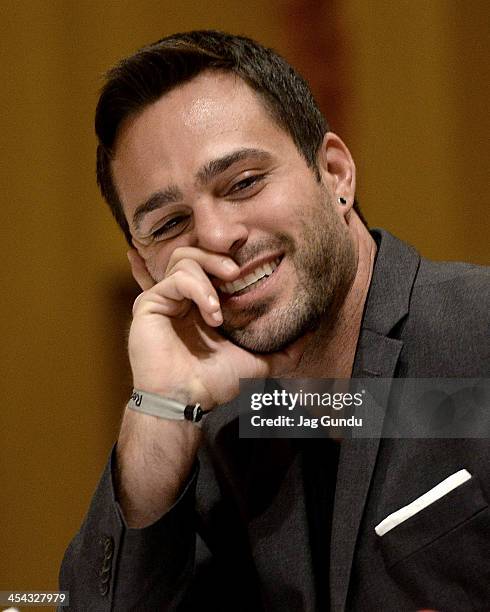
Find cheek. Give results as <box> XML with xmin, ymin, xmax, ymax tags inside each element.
<box><xmin>145</xmin><ymin>259</ymin><xmax>160</xmax><ymax>282</ymax></box>
<box><xmin>252</xmin><ymin>191</ymin><xmax>297</xmax><ymax>229</ymax></box>
<box><xmin>262</xmin><ymin>201</ymin><xmax>310</xmax><ymax>234</ymax></box>
<box><xmin>262</xmin><ymin>180</ymin><xmax>320</xmax><ymax>223</ymax></box>
<box><xmin>136</xmin><ymin>246</ymin><xmax>169</xmax><ymax>283</ymax></box>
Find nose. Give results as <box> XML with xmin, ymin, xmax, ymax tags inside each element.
<box><xmin>192</xmin><ymin>200</ymin><xmax>248</xmax><ymax>256</ymax></box>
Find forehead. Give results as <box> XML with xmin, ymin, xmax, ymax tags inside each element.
<box><xmin>111</xmin><ymin>71</ymin><xmax>297</xmax><ymax>211</ymax></box>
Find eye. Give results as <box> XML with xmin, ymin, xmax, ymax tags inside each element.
<box><xmin>228</xmin><ymin>174</ymin><xmax>266</xmax><ymax>197</ymax></box>
<box><xmin>152</xmin><ymin>215</ymin><xmax>190</xmax><ymax>241</ymax></box>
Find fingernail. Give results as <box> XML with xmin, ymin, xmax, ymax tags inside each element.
<box><xmin>212</xmin><ymin>311</ymin><xmax>223</xmax><ymax>323</ymax></box>
<box><xmin>208</xmin><ymin>295</ymin><xmax>219</xmax><ymax>308</ymax></box>
<box><xmin>222</xmin><ymin>259</ymin><xmax>238</xmax><ymax>271</ymax></box>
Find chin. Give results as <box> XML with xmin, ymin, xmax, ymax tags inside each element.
<box><xmin>220</xmin><ymin>327</ymin><xmax>299</xmax><ymax>354</ymax></box>
<box><xmin>219</xmin><ymin>303</ymin><xmax>322</xmax><ymax>355</ymax></box>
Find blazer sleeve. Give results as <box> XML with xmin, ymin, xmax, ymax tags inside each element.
<box><xmin>59</xmin><ymin>446</ymin><xmax>199</xmax><ymax>611</ymax></box>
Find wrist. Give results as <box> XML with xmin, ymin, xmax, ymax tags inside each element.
<box><xmin>131</xmin><ymin>377</ymin><xmax>212</xmax><ymax>409</ymax></box>
<box><xmin>128</xmin><ymin>389</ymin><xmax>210</xmax><ymax>423</ymax></box>
<box><xmin>132</xmin><ymin>384</ymin><xmax>192</xmax><ymax>406</ymax></box>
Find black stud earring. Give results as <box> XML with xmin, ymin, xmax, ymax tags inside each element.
<box><xmin>338</xmin><ymin>196</ymin><xmax>347</xmax><ymax>205</ymax></box>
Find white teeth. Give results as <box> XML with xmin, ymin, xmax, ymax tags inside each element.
<box><xmin>222</xmin><ymin>281</ymin><xmax>235</xmax><ymax>294</ymax></box>
<box><xmin>220</xmin><ymin>258</ymin><xmax>281</xmax><ymax>295</ymax></box>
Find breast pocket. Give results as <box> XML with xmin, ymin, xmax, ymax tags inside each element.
<box><xmin>378</xmin><ymin>475</ymin><xmax>490</xmax><ymax>611</ymax></box>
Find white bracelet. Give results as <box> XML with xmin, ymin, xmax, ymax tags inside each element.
<box><xmin>127</xmin><ymin>389</ymin><xmax>209</xmax><ymax>423</ymax></box>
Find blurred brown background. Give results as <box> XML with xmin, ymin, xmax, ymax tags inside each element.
<box><xmin>0</xmin><ymin>0</ymin><xmax>488</xmax><ymax>606</ymax></box>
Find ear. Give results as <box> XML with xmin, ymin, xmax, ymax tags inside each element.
<box><xmin>317</xmin><ymin>132</ymin><xmax>356</xmax><ymax>217</ymax></box>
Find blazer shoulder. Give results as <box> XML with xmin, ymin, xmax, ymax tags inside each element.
<box><xmin>416</xmin><ymin>258</ymin><xmax>489</xmax><ymax>288</ymax></box>
<box><xmin>398</xmin><ymin>259</ymin><xmax>489</xmax><ymax>376</ymax></box>
<box><xmin>413</xmin><ymin>259</ymin><xmax>489</xmax><ymax>319</ymax></box>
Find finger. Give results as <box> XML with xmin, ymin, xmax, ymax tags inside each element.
<box><xmin>162</xmin><ymin>270</ymin><xmax>223</xmax><ymax>326</ymax></box>
<box><xmin>166</xmin><ymin>257</ymin><xmax>227</xmax><ymax>289</ymax></box>
<box><xmin>127</xmin><ymin>249</ymin><xmax>155</xmax><ymax>291</ymax></box>
<box><xmin>136</xmin><ymin>269</ymin><xmax>223</xmax><ymax>327</ymax></box>
<box><xmin>159</xmin><ymin>260</ymin><xmax>221</xmax><ymax>310</ymax></box>
<box><xmin>166</xmin><ymin>246</ymin><xmax>239</xmax><ymax>281</ymax></box>
<box><xmin>132</xmin><ymin>290</ymin><xmax>190</xmax><ymax>319</ymax></box>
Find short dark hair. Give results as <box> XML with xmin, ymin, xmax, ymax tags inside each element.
<box><xmin>95</xmin><ymin>30</ymin><xmax>366</xmax><ymax>243</ymax></box>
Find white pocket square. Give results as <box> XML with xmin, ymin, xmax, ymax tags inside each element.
<box><xmin>375</xmin><ymin>469</ymin><xmax>472</xmax><ymax>536</ymax></box>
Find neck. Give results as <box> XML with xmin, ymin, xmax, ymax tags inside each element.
<box><xmin>291</xmin><ymin>216</ymin><xmax>376</xmax><ymax>379</ymax></box>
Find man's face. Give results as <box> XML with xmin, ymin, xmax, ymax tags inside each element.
<box><xmin>112</xmin><ymin>71</ymin><xmax>356</xmax><ymax>353</ymax></box>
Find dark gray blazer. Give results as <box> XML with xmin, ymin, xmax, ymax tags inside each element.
<box><xmin>60</xmin><ymin>230</ymin><xmax>490</xmax><ymax>611</ymax></box>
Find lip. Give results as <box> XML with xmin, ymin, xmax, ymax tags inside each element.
<box><xmin>211</xmin><ymin>252</ymin><xmax>284</xmax><ymax>291</ymax></box>
<box><xmin>217</xmin><ymin>253</ymin><xmax>284</xmax><ymax>307</ymax></box>
<box><xmin>233</xmin><ymin>252</ymin><xmax>284</xmax><ymax>282</ymax></box>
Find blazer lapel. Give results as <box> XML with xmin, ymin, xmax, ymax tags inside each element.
<box><xmin>329</xmin><ymin>332</ymin><xmax>403</xmax><ymax>611</ymax></box>
<box><xmin>329</xmin><ymin>230</ymin><xmax>420</xmax><ymax>612</ymax></box>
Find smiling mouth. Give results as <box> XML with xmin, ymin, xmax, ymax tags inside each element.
<box><xmin>219</xmin><ymin>257</ymin><xmax>282</xmax><ymax>296</ymax></box>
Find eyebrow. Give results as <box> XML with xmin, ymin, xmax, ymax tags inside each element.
<box><xmin>132</xmin><ymin>186</ymin><xmax>183</xmax><ymax>232</ymax></box>
<box><xmin>195</xmin><ymin>148</ymin><xmax>273</xmax><ymax>187</ymax></box>
<box><xmin>132</xmin><ymin>147</ymin><xmax>273</xmax><ymax>232</ymax></box>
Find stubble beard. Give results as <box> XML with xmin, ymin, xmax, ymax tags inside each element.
<box><xmin>219</xmin><ymin>190</ymin><xmax>357</xmax><ymax>353</ymax></box>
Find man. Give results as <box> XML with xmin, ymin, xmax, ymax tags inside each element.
<box><xmin>60</xmin><ymin>31</ymin><xmax>489</xmax><ymax>611</ymax></box>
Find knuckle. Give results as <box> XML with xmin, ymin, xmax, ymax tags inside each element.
<box><xmin>166</xmin><ymin>246</ymin><xmax>194</xmax><ymax>269</ymax></box>
<box><xmin>166</xmin><ymin>246</ymin><xmax>215</xmax><ymax>274</ymax></box>
<box><xmin>171</xmin><ymin>269</ymin><xmax>187</xmax><ymax>284</ymax></box>
<box><xmin>169</xmin><ymin>258</ymin><xmax>198</xmax><ymax>275</ymax></box>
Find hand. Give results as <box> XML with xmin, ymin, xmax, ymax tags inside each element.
<box><xmin>127</xmin><ymin>247</ymin><xmax>306</xmax><ymax>410</ymax></box>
